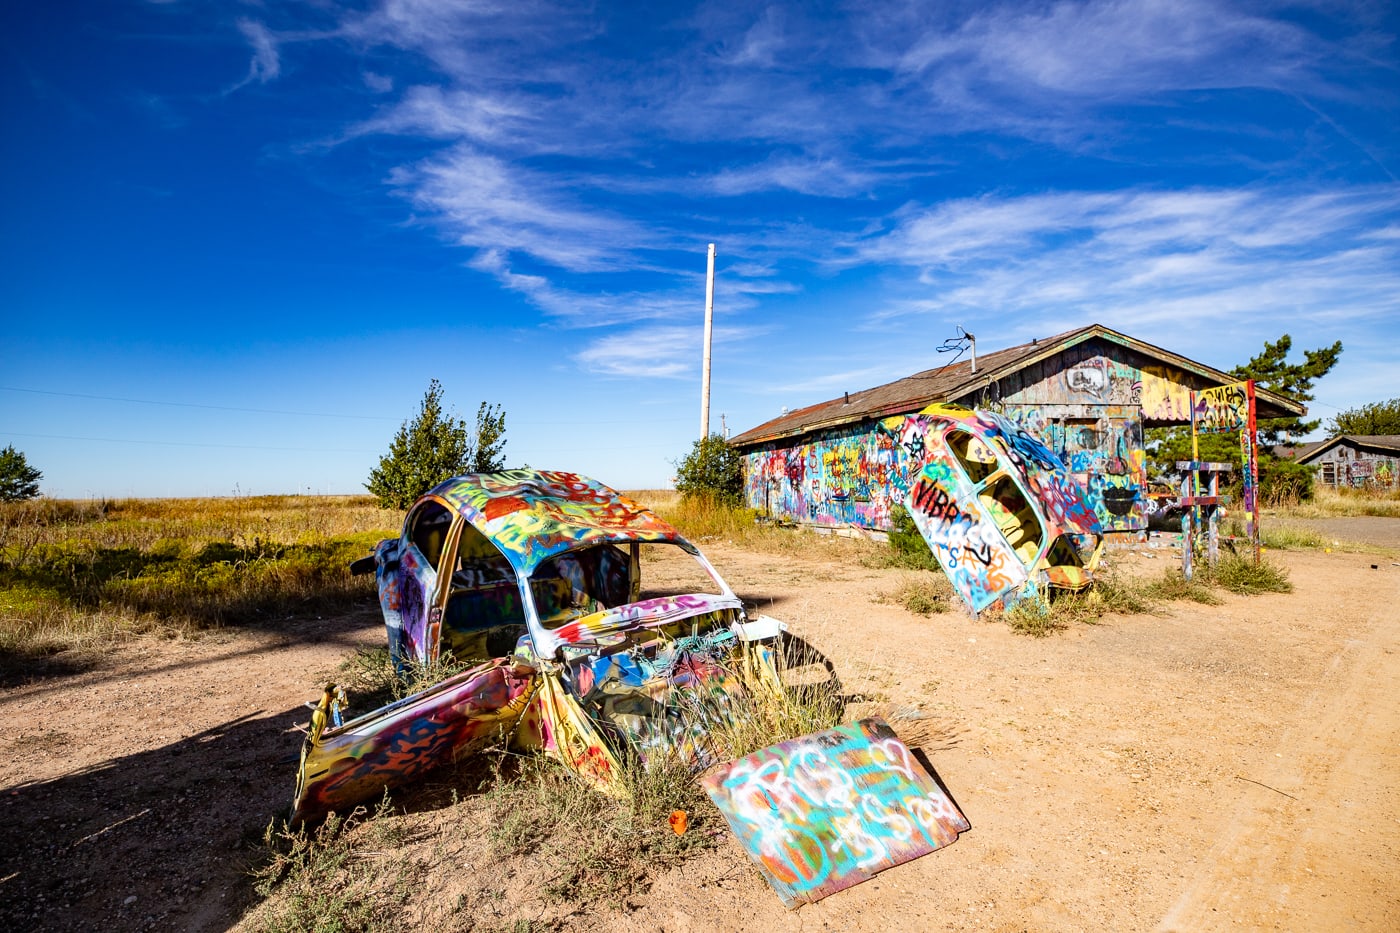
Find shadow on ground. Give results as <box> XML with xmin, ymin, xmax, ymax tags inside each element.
<box><xmin>0</xmin><ymin>707</ymin><xmax>313</xmax><ymax>933</ymax></box>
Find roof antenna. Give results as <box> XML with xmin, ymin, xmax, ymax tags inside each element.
<box><xmin>937</xmin><ymin>325</ymin><xmax>977</xmax><ymax>374</ymax></box>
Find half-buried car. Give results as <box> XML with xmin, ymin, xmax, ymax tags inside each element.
<box><xmin>290</xmin><ymin>470</ymin><xmax>786</xmax><ymax>824</ymax></box>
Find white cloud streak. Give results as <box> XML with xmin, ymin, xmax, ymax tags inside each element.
<box><xmin>856</xmin><ymin>186</ymin><xmax>1400</xmax><ymax>332</ymax></box>
<box><xmin>232</xmin><ymin>19</ymin><xmax>281</xmax><ymax>89</ymax></box>
<box><xmin>574</xmin><ymin>323</ymin><xmax>756</xmax><ymax>378</ymax></box>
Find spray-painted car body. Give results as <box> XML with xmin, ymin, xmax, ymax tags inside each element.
<box><xmin>892</xmin><ymin>405</ymin><xmax>1104</xmax><ymax>613</ymax></box>
<box><xmin>292</xmin><ymin>470</ymin><xmax>784</xmax><ymax>824</ymax></box>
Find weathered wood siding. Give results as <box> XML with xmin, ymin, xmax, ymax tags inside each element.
<box><xmin>1311</xmin><ymin>443</ymin><xmax>1399</xmax><ymax>489</ymax></box>
<box><xmin>741</xmin><ymin>337</ymin><xmax>1216</xmax><ymax>535</ymax></box>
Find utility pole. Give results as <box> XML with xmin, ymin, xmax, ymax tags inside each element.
<box><xmin>700</xmin><ymin>242</ymin><xmax>716</xmax><ymax>441</ymax></box>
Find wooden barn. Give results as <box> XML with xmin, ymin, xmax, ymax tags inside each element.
<box><xmin>1296</xmin><ymin>435</ymin><xmax>1400</xmax><ymax>489</ymax></box>
<box><xmin>729</xmin><ymin>323</ymin><xmax>1304</xmax><ymax>540</ymax></box>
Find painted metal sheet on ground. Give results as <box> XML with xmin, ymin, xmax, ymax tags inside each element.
<box><xmin>701</xmin><ymin>717</ymin><xmax>969</xmax><ymax>908</ymax></box>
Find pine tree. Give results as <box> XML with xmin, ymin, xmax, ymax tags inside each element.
<box><xmin>1230</xmin><ymin>334</ymin><xmax>1342</xmax><ymax>445</ymax></box>
<box><xmin>366</xmin><ymin>380</ymin><xmax>507</xmax><ymax>509</ymax></box>
<box><xmin>472</xmin><ymin>402</ymin><xmax>508</xmax><ymax>472</ymax></box>
<box><xmin>1148</xmin><ymin>334</ymin><xmax>1342</xmax><ymax>502</ymax></box>
<box><xmin>0</xmin><ymin>445</ymin><xmax>43</xmax><ymax>502</ymax></box>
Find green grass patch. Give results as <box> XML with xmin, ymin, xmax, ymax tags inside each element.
<box><xmin>896</xmin><ymin>553</ymin><xmax>1290</xmax><ymax>637</ymax></box>
<box><xmin>0</xmin><ymin>496</ymin><xmax>399</xmax><ymax>680</ymax></box>
<box><xmin>1208</xmin><ymin>553</ymin><xmax>1293</xmax><ymax>595</ymax></box>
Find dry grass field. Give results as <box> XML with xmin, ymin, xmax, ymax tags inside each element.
<box><xmin>1</xmin><ymin>492</ymin><xmax>1396</xmax><ymax>932</ymax></box>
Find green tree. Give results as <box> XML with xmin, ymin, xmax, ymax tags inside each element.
<box><xmin>675</xmin><ymin>433</ymin><xmax>745</xmax><ymax>506</ymax></box>
<box><xmin>0</xmin><ymin>445</ymin><xmax>42</xmax><ymax>502</ymax></box>
<box><xmin>366</xmin><ymin>380</ymin><xmax>508</xmax><ymax>509</ymax></box>
<box><xmin>1229</xmin><ymin>334</ymin><xmax>1342</xmax><ymax>445</ymax></box>
<box><xmin>1148</xmin><ymin>334</ymin><xmax>1342</xmax><ymax>503</ymax></box>
<box><xmin>472</xmin><ymin>402</ymin><xmax>508</xmax><ymax>471</ymax></box>
<box><xmin>1327</xmin><ymin>398</ymin><xmax>1400</xmax><ymax>436</ymax></box>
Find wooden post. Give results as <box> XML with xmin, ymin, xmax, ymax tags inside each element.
<box><xmin>699</xmin><ymin>243</ymin><xmax>716</xmax><ymax>441</ymax></box>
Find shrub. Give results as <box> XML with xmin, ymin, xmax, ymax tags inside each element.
<box><xmin>883</xmin><ymin>505</ymin><xmax>940</xmax><ymax>571</ymax></box>
<box><xmin>673</xmin><ymin>433</ymin><xmax>744</xmax><ymax>507</ymax></box>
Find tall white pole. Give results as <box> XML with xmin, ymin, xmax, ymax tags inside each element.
<box><xmin>700</xmin><ymin>242</ymin><xmax>716</xmax><ymax>441</ymax></box>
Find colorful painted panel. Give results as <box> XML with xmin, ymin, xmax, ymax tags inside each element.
<box><xmin>1195</xmin><ymin>381</ymin><xmax>1250</xmax><ymax>434</ymax></box>
<box><xmin>702</xmin><ymin>717</ymin><xmax>969</xmax><ymax>908</ymax></box>
<box><xmin>1139</xmin><ymin>365</ymin><xmax>1194</xmax><ymax>421</ymax></box>
<box><xmin>1009</xmin><ymin>406</ymin><xmax>1147</xmax><ymax>532</ymax></box>
<box><xmin>743</xmin><ymin>420</ymin><xmax>909</xmax><ymax>530</ymax></box>
<box><xmin>292</xmin><ymin>659</ymin><xmax>535</xmax><ymax>824</ymax></box>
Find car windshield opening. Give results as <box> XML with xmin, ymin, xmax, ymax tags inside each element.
<box><xmin>531</xmin><ymin>542</ymin><xmax>724</xmax><ymax>629</ymax></box>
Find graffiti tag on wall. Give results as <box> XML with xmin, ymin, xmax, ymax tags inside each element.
<box><xmin>702</xmin><ymin>717</ymin><xmax>969</xmax><ymax>908</ymax></box>
<box><xmin>1194</xmin><ymin>382</ymin><xmax>1250</xmax><ymax>435</ymax></box>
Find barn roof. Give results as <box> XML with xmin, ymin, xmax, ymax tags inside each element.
<box><xmin>1295</xmin><ymin>435</ymin><xmax>1400</xmax><ymax>463</ymax></box>
<box><xmin>729</xmin><ymin>323</ymin><xmax>1305</xmax><ymax>448</ymax></box>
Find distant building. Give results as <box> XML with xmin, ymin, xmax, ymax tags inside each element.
<box><xmin>1296</xmin><ymin>435</ymin><xmax>1400</xmax><ymax>489</ymax></box>
<box><xmin>729</xmin><ymin>323</ymin><xmax>1304</xmax><ymax>539</ymax></box>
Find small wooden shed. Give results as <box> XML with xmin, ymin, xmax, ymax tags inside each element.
<box><xmin>729</xmin><ymin>323</ymin><xmax>1304</xmax><ymax>540</ymax></box>
<box><xmin>1296</xmin><ymin>435</ymin><xmax>1400</xmax><ymax>489</ymax></box>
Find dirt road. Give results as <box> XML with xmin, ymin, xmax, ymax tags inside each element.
<box><xmin>2</xmin><ymin>545</ymin><xmax>1397</xmax><ymax>931</ymax></box>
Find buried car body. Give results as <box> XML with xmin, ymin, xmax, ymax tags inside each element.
<box><xmin>291</xmin><ymin>470</ymin><xmax>785</xmax><ymax>824</ymax></box>
<box><xmin>893</xmin><ymin>404</ymin><xmax>1106</xmax><ymax>614</ymax></box>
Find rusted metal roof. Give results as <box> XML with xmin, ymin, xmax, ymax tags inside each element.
<box><xmin>730</xmin><ymin>323</ymin><xmax>1305</xmax><ymax>447</ymax></box>
<box><xmin>1296</xmin><ymin>435</ymin><xmax>1400</xmax><ymax>463</ymax></box>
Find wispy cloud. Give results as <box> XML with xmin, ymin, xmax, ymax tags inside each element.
<box><xmin>219</xmin><ymin>0</ymin><xmax>1397</xmax><ymax>372</ymax></box>
<box><xmin>574</xmin><ymin>323</ymin><xmax>757</xmax><ymax>378</ymax></box>
<box><xmin>391</xmin><ymin>145</ymin><xmax>645</xmax><ymax>273</ymax></box>
<box><xmin>230</xmin><ymin>19</ymin><xmax>280</xmax><ymax>90</ymax></box>
<box><xmin>857</xmin><ymin>186</ymin><xmax>1400</xmax><ymax>332</ymax></box>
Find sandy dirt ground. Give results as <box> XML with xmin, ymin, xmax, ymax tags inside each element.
<box><xmin>2</xmin><ymin>529</ymin><xmax>1398</xmax><ymax>931</ymax></box>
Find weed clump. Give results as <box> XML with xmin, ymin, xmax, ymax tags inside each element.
<box><xmin>250</xmin><ymin>798</ymin><xmax>411</xmax><ymax>933</ymax></box>
<box><xmin>878</xmin><ymin>573</ymin><xmax>954</xmax><ymax>615</ymax></box>
<box><xmin>1209</xmin><ymin>554</ymin><xmax>1293</xmax><ymax>595</ymax></box>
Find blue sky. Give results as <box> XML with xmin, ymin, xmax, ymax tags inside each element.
<box><xmin>3</xmin><ymin>0</ymin><xmax>1397</xmax><ymax>498</ymax></box>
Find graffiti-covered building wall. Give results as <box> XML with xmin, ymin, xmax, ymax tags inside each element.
<box><xmin>732</xmin><ymin>325</ymin><xmax>1304</xmax><ymax>539</ymax></box>
<box><xmin>1298</xmin><ymin>436</ymin><xmax>1400</xmax><ymax>490</ymax></box>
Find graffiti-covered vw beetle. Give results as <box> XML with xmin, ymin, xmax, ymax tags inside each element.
<box><xmin>291</xmin><ymin>470</ymin><xmax>786</xmax><ymax>824</ymax></box>
<box><xmin>890</xmin><ymin>405</ymin><xmax>1104</xmax><ymax>613</ymax></box>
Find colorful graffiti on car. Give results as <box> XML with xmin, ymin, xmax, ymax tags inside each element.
<box><xmin>896</xmin><ymin>405</ymin><xmax>1104</xmax><ymax>613</ymax></box>
<box><xmin>702</xmin><ymin>717</ymin><xmax>969</xmax><ymax>908</ymax></box>
<box><xmin>292</xmin><ymin>470</ymin><xmax>788</xmax><ymax>824</ymax></box>
<box><xmin>293</xmin><ymin>660</ymin><xmax>536</xmax><ymax>823</ymax></box>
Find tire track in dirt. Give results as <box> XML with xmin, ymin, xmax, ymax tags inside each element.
<box><xmin>1157</xmin><ymin>564</ymin><xmax>1400</xmax><ymax>931</ymax></box>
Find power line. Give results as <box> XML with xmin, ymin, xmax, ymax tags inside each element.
<box><xmin>1</xmin><ymin>431</ymin><xmax>378</xmax><ymax>454</ymax></box>
<box><xmin>0</xmin><ymin>386</ymin><xmax>397</xmax><ymax>421</ymax></box>
<box><xmin>1</xmin><ymin>430</ymin><xmax>678</xmax><ymax>454</ymax></box>
<box><xmin>0</xmin><ymin>385</ymin><xmax>693</xmax><ymax>426</ymax></box>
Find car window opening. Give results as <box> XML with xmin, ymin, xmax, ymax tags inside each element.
<box><xmin>977</xmin><ymin>474</ymin><xmax>1044</xmax><ymax>563</ymax></box>
<box><xmin>947</xmin><ymin>428</ymin><xmax>1000</xmax><ymax>484</ymax></box>
<box><xmin>407</xmin><ymin>499</ymin><xmax>454</xmax><ymax>569</ymax></box>
<box><xmin>441</xmin><ymin>521</ymin><xmax>526</xmax><ymax>663</ymax></box>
